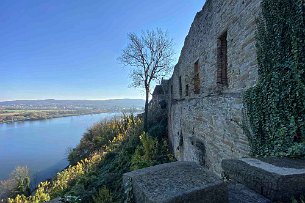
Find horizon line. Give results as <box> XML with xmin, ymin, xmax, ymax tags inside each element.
<box><xmin>0</xmin><ymin>98</ymin><xmax>145</xmax><ymax>102</ymax></box>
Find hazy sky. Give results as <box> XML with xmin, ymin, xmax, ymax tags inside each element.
<box><xmin>0</xmin><ymin>1</ymin><xmax>205</xmax><ymax>101</ymax></box>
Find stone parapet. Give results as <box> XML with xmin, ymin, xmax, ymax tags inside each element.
<box><xmin>222</xmin><ymin>158</ymin><xmax>305</xmax><ymax>202</ymax></box>
<box><xmin>123</xmin><ymin>162</ymin><xmax>228</xmax><ymax>203</ymax></box>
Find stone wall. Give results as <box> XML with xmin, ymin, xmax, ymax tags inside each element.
<box><xmin>147</xmin><ymin>79</ymin><xmax>169</xmax><ymax>129</ymax></box>
<box><xmin>148</xmin><ymin>79</ymin><xmax>169</xmax><ymax>111</ymax></box>
<box><xmin>166</xmin><ymin>0</ymin><xmax>262</xmax><ymax>175</ymax></box>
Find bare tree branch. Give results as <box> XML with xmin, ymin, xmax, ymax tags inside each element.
<box><xmin>118</xmin><ymin>28</ymin><xmax>174</xmax><ymax>131</ymax></box>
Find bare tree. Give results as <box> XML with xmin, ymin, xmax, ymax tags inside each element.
<box><xmin>119</xmin><ymin>29</ymin><xmax>174</xmax><ymax>132</ymax></box>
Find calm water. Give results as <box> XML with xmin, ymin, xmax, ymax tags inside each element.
<box><xmin>0</xmin><ymin>113</ymin><xmax>120</xmax><ymax>183</ymax></box>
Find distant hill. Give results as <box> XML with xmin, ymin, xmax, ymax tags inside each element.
<box><xmin>0</xmin><ymin>99</ymin><xmax>145</xmax><ymax>111</ymax></box>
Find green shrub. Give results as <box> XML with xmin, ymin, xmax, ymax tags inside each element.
<box><xmin>131</xmin><ymin>133</ymin><xmax>158</xmax><ymax>170</ymax></box>
<box><xmin>131</xmin><ymin>133</ymin><xmax>175</xmax><ymax>170</ymax></box>
<box><xmin>148</xmin><ymin>123</ymin><xmax>167</xmax><ymax>140</ymax></box>
<box><xmin>0</xmin><ymin>166</ymin><xmax>31</xmax><ymax>200</ymax></box>
<box><xmin>244</xmin><ymin>0</ymin><xmax>305</xmax><ymax>157</ymax></box>
<box><xmin>92</xmin><ymin>186</ymin><xmax>114</xmax><ymax>203</ymax></box>
<box><xmin>13</xmin><ymin>167</ymin><xmax>31</xmax><ymax>197</ymax></box>
<box><xmin>68</xmin><ymin>116</ymin><xmax>136</xmax><ymax>165</ymax></box>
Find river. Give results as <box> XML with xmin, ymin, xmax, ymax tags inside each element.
<box><xmin>0</xmin><ymin>112</ymin><xmax>120</xmax><ymax>184</ymax></box>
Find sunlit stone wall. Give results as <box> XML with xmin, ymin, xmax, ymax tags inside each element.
<box><xmin>167</xmin><ymin>0</ymin><xmax>262</xmax><ymax>175</ymax></box>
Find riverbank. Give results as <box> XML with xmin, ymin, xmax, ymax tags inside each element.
<box><xmin>0</xmin><ymin>109</ymin><xmax>110</xmax><ymax>124</ymax></box>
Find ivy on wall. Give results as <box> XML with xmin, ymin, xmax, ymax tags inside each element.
<box><xmin>244</xmin><ymin>0</ymin><xmax>305</xmax><ymax>157</ymax></box>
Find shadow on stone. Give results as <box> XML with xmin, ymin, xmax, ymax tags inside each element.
<box><xmin>222</xmin><ymin>158</ymin><xmax>305</xmax><ymax>203</ymax></box>
<box><xmin>123</xmin><ymin>161</ymin><xmax>228</xmax><ymax>203</ymax></box>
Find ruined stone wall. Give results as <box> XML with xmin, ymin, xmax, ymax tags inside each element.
<box><xmin>148</xmin><ymin>80</ymin><xmax>169</xmax><ymax>110</ymax></box>
<box><xmin>147</xmin><ymin>80</ymin><xmax>169</xmax><ymax>128</ymax></box>
<box><xmin>167</xmin><ymin>0</ymin><xmax>262</xmax><ymax>175</ymax></box>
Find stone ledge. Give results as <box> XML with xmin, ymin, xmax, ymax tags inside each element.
<box><xmin>123</xmin><ymin>161</ymin><xmax>228</xmax><ymax>203</ymax></box>
<box><xmin>222</xmin><ymin>158</ymin><xmax>305</xmax><ymax>202</ymax></box>
<box><xmin>228</xmin><ymin>182</ymin><xmax>272</xmax><ymax>203</ymax></box>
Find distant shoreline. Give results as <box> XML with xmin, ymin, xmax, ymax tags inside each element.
<box><xmin>0</xmin><ymin>110</ymin><xmax>119</xmax><ymax>124</ymax></box>
<box><xmin>0</xmin><ymin>99</ymin><xmax>144</xmax><ymax>124</ymax></box>
<box><xmin>0</xmin><ymin>110</ymin><xmax>142</xmax><ymax>124</ymax></box>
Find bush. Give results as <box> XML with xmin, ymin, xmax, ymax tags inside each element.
<box><xmin>131</xmin><ymin>133</ymin><xmax>175</xmax><ymax>170</ymax></box>
<box><xmin>148</xmin><ymin>122</ymin><xmax>167</xmax><ymax>140</ymax></box>
<box><xmin>0</xmin><ymin>166</ymin><xmax>31</xmax><ymax>200</ymax></box>
<box><xmin>0</xmin><ymin>179</ymin><xmax>17</xmax><ymax>200</ymax></box>
<box><xmin>131</xmin><ymin>133</ymin><xmax>158</xmax><ymax>170</ymax></box>
<box><xmin>68</xmin><ymin>116</ymin><xmax>135</xmax><ymax>165</ymax></box>
<box><xmin>92</xmin><ymin>186</ymin><xmax>113</xmax><ymax>203</ymax></box>
<box><xmin>12</xmin><ymin>167</ymin><xmax>31</xmax><ymax>196</ymax></box>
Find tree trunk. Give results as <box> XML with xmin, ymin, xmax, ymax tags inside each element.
<box><xmin>144</xmin><ymin>87</ymin><xmax>149</xmax><ymax>132</ymax></box>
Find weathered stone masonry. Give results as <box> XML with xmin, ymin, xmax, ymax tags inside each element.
<box><xmin>128</xmin><ymin>2</ymin><xmax>305</xmax><ymax>202</ymax></box>
<box><xmin>165</xmin><ymin>0</ymin><xmax>262</xmax><ymax>175</ymax></box>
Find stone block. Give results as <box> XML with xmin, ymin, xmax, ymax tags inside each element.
<box><xmin>123</xmin><ymin>162</ymin><xmax>228</xmax><ymax>203</ymax></box>
<box><xmin>228</xmin><ymin>183</ymin><xmax>272</xmax><ymax>203</ymax></box>
<box><xmin>222</xmin><ymin>158</ymin><xmax>305</xmax><ymax>202</ymax></box>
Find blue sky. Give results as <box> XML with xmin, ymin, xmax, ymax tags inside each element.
<box><xmin>0</xmin><ymin>0</ymin><xmax>205</xmax><ymax>101</ymax></box>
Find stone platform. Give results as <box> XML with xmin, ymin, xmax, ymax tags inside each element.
<box><xmin>123</xmin><ymin>162</ymin><xmax>228</xmax><ymax>203</ymax></box>
<box><xmin>222</xmin><ymin>157</ymin><xmax>305</xmax><ymax>202</ymax></box>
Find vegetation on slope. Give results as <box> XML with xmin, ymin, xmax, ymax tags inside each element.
<box><xmin>244</xmin><ymin>0</ymin><xmax>305</xmax><ymax>157</ymax></box>
<box><xmin>5</xmin><ymin>114</ymin><xmax>174</xmax><ymax>203</ymax></box>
